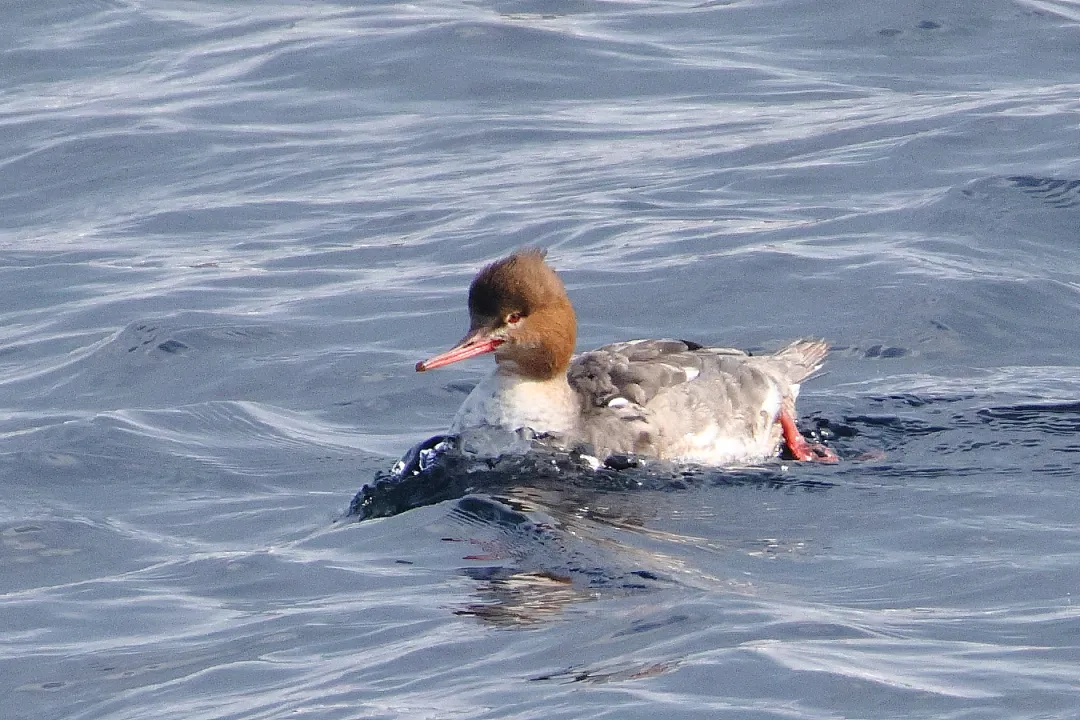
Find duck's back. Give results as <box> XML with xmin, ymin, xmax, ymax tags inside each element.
<box><xmin>567</xmin><ymin>338</ymin><xmax>827</xmax><ymax>464</ymax></box>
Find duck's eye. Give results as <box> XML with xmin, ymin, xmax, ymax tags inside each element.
<box><xmin>505</xmin><ymin>312</ymin><xmax>522</xmax><ymax>325</ymax></box>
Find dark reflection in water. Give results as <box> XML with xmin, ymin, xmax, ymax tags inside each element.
<box><xmin>1008</xmin><ymin>175</ymin><xmax>1080</xmax><ymax>209</ymax></box>
<box><xmin>978</xmin><ymin>401</ymin><xmax>1080</xmax><ymax>435</ymax></box>
<box><xmin>346</xmin><ymin>426</ymin><xmax>848</xmax><ymax>624</ymax></box>
<box><xmin>347</xmin><ymin>431</ymin><xmax>839</xmax><ymax>523</ymax></box>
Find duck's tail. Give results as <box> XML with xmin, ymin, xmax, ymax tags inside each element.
<box><xmin>774</xmin><ymin>338</ymin><xmax>829</xmax><ymax>381</ymax></box>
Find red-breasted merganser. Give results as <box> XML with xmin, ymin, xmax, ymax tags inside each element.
<box><xmin>416</xmin><ymin>248</ymin><xmax>837</xmax><ymax>465</ymax></box>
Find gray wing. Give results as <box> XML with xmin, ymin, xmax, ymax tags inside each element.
<box><xmin>567</xmin><ymin>339</ymin><xmax>743</xmax><ymax>408</ymax></box>
<box><xmin>568</xmin><ymin>338</ymin><xmax>825</xmax><ymax>408</ymax></box>
<box><xmin>567</xmin><ymin>338</ymin><xmax>828</xmax><ymax>459</ymax></box>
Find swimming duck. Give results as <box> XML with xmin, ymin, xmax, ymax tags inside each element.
<box><xmin>417</xmin><ymin>248</ymin><xmax>836</xmax><ymax>465</ymax></box>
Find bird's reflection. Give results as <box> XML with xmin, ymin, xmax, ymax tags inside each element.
<box><xmin>349</xmin><ymin>431</ymin><xmax>838</xmax><ymax>626</ymax></box>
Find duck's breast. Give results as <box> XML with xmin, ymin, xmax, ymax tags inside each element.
<box><xmin>450</xmin><ymin>369</ymin><xmax>580</xmax><ymax>437</ymax></box>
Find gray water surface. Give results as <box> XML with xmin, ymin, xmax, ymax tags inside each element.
<box><xmin>3</xmin><ymin>1</ymin><xmax>1080</xmax><ymax>718</ymax></box>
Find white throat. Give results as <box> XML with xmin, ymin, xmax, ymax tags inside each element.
<box><xmin>449</xmin><ymin>368</ymin><xmax>579</xmax><ymax>437</ymax></box>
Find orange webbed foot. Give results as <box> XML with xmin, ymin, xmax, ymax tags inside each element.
<box><xmin>779</xmin><ymin>408</ymin><xmax>839</xmax><ymax>463</ymax></box>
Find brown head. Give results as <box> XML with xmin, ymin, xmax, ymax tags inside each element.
<box><xmin>416</xmin><ymin>248</ymin><xmax>577</xmax><ymax>380</ymax></box>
